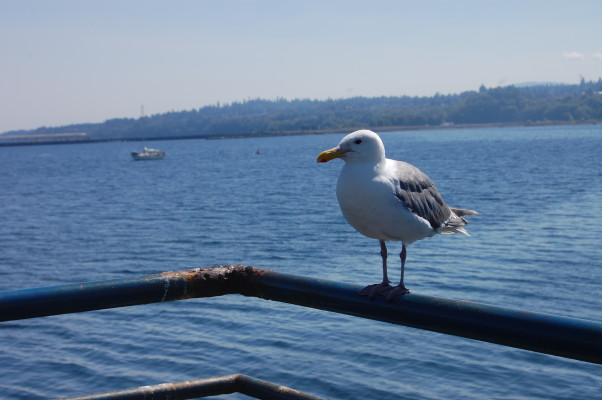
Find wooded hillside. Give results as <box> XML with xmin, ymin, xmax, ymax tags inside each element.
<box><xmin>4</xmin><ymin>80</ymin><xmax>602</xmax><ymax>142</ymax></box>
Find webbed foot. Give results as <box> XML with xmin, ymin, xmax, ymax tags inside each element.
<box><xmin>359</xmin><ymin>282</ymin><xmax>392</xmax><ymax>300</ymax></box>
<box><xmin>384</xmin><ymin>285</ymin><xmax>411</xmax><ymax>302</ymax></box>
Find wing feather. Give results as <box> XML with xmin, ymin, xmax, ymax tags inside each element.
<box><xmin>390</xmin><ymin>161</ymin><xmax>451</xmax><ymax>230</ymax></box>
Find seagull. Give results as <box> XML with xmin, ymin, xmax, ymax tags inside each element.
<box><xmin>317</xmin><ymin>130</ymin><xmax>477</xmax><ymax>301</ymax></box>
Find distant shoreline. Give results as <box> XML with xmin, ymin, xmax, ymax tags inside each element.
<box><xmin>204</xmin><ymin>120</ymin><xmax>600</xmax><ymax>139</ymax></box>
<box><xmin>0</xmin><ymin>120</ymin><xmax>599</xmax><ymax>148</ymax></box>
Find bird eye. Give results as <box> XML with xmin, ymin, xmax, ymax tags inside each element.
<box><xmin>354</xmin><ymin>139</ymin><xmax>362</xmax><ymax>144</ymax></box>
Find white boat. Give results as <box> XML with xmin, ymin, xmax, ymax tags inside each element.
<box><xmin>131</xmin><ymin>146</ymin><xmax>165</xmax><ymax>161</ymax></box>
<box><xmin>131</xmin><ymin>107</ymin><xmax>165</xmax><ymax>160</ymax></box>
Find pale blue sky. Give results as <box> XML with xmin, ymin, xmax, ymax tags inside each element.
<box><xmin>1</xmin><ymin>0</ymin><xmax>600</xmax><ymax>133</ymax></box>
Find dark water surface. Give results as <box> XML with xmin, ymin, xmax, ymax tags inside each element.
<box><xmin>1</xmin><ymin>125</ymin><xmax>601</xmax><ymax>399</ymax></box>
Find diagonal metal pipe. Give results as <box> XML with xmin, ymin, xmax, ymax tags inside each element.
<box><xmin>1</xmin><ymin>265</ymin><xmax>601</xmax><ymax>364</ymax></box>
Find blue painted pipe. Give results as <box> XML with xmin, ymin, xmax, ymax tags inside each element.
<box><xmin>1</xmin><ymin>265</ymin><xmax>600</xmax><ymax>364</ymax></box>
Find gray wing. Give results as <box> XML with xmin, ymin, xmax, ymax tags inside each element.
<box><xmin>390</xmin><ymin>161</ymin><xmax>452</xmax><ymax>230</ymax></box>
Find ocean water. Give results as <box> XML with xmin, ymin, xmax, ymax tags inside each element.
<box><xmin>1</xmin><ymin>125</ymin><xmax>601</xmax><ymax>399</ymax></box>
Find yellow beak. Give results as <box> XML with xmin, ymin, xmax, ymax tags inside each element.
<box><xmin>317</xmin><ymin>147</ymin><xmax>348</xmax><ymax>163</ymax></box>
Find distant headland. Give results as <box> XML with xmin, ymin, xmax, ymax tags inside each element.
<box><xmin>2</xmin><ymin>80</ymin><xmax>601</xmax><ymax>147</ymax></box>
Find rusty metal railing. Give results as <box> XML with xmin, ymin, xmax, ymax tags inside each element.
<box><xmin>58</xmin><ymin>374</ymin><xmax>324</xmax><ymax>400</ymax></box>
<box><xmin>1</xmin><ymin>265</ymin><xmax>602</xmax><ymax>398</ymax></box>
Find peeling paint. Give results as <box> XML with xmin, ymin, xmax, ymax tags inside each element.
<box><xmin>160</xmin><ymin>277</ymin><xmax>170</xmax><ymax>302</ymax></box>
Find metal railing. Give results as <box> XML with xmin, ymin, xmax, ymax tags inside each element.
<box><xmin>58</xmin><ymin>374</ymin><xmax>324</xmax><ymax>400</ymax></box>
<box><xmin>2</xmin><ymin>265</ymin><xmax>601</xmax><ymax>399</ymax></box>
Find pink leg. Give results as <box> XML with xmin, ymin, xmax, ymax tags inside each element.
<box><xmin>360</xmin><ymin>240</ymin><xmax>392</xmax><ymax>299</ymax></box>
<box><xmin>385</xmin><ymin>243</ymin><xmax>411</xmax><ymax>301</ymax></box>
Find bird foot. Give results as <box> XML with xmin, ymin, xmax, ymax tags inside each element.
<box><xmin>359</xmin><ymin>282</ymin><xmax>392</xmax><ymax>300</ymax></box>
<box><xmin>384</xmin><ymin>285</ymin><xmax>411</xmax><ymax>302</ymax></box>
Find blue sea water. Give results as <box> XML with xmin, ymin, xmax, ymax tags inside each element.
<box><xmin>1</xmin><ymin>125</ymin><xmax>601</xmax><ymax>399</ymax></box>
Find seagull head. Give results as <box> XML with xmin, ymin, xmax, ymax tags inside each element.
<box><xmin>317</xmin><ymin>130</ymin><xmax>385</xmax><ymax>164</ymax></box>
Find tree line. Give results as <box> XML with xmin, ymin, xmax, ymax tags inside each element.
<box><xmin>5</xmin><ymin>80</ymin><xmax>602</xmax><ymax>141</ymax></box>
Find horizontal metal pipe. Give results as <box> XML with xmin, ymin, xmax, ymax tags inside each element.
<box><xmin>57</xmin><ymin>374</ymin><xmax>324</xmax><ymax>400</ymax></box>
<box><xmin>245</xmin><ymin>268</ymin><xmax>602</xmax><ymax>365</ymax></box>
<box><xmin>1</xmin><ymin>265</ymin><xmax>601</xmax><ymax>364</ymax></box>
<box><xmin>0</xmin><ymin>266</ymin><xmax>244</xmax><ymax>321</ymax></box>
